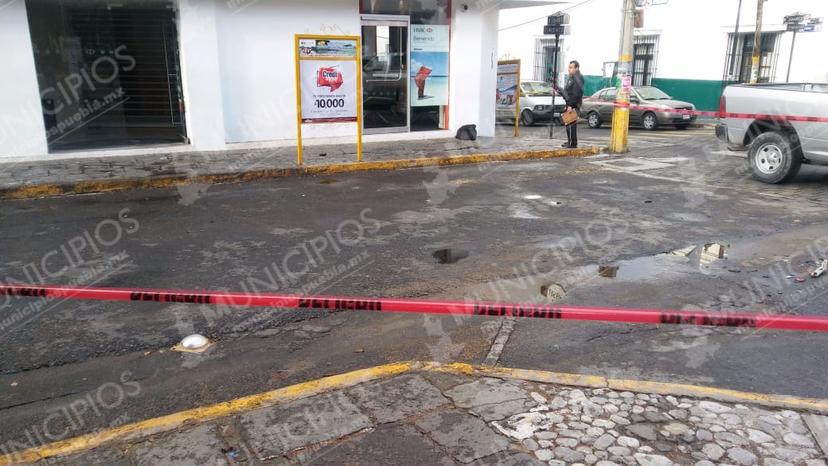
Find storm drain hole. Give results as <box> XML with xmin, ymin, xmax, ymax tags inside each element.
<box><xmin>433</xmin><ymin>249</ymin><xmax>469</xmax><ymax>264</ymax></box>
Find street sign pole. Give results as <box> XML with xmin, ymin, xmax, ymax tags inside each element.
<box><xmin>728</xmin><ymin>0</ymin><xmax>743</xmax><ymax>79</ymax></box>
<box><xmin>550</xmin><ymin>33</ymin><xmax>559</xmax><ymax>140</ymax></box>
<box><xmin>783</xmin><ymin>13</ymin><xmax>821</xmax><ymax>83</ymax></box>
<box><xmin>786</xmin><ymin>29</ymin><xmax>797</xmax><ymax>83</ymax></box>
<box><xmin>544</xmin><ymin>13</ymin><xmax>569</xmax><ymax>141</ymax></box>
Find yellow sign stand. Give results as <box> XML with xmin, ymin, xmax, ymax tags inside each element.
<box><xmin>294</xmin><ymin>34</ymin><xmax>363</xmax><ymax>166</ymax></box>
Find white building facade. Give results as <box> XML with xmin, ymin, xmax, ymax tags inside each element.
<box><xmin>0</xmin><ymin>0</ymin><xmax>543</xmax><ymax>161</ymax></box>
<box><xmin>499</xmin><ymin>0</ymin><xmax>828</xmax><ymax>111</ymax></box>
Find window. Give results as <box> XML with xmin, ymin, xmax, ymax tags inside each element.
<box><xmin>360</xmin><ymin>0</ymin><xmax>451</xmax><ymax>132</ymax></box>
<box><xmin>522</xmin><ymin>82</ymin><xmax>554</xmax><ymax>96</ymax></box>
<box><xmin>534</xmin><ymin>37</ymin><xmax>565</xmax><ymax>83</ymax></box>
<box><xmin>601</xmin><ymin>89</ymin><xmax>617</xmax><ymax>101</ymax></box>
<box><xmin>723</xmin><ymin>32</ymin><xmax>781</xmax><ymax>83</ymax></box>
<box><xmin>633</xmin><ymin>34</ymin><xmax>659</xmax><ymax>86</ymax></box>
<box><xmin>361</xmin><ymin>0</ymin><xmax>450</xmax><ymax>25</ymax></box>
<box><xmin>635</xmin><ymin>87</ymin><xmax>671</xmax><ymax>100</ymax></box>
<box><xmin>26</xmin><ymin>0</ymin><xmax>187</xmax><ymax>151</ymax></box>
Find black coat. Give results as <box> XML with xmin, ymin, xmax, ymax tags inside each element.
<box><xmin>558</xmin><ymin>72</ymin><xmax>584</xmax><ymax>109</ymax></box>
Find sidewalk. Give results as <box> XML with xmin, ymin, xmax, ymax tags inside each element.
<box><xmin>0</xmin><ymin>136</ymin><xmax>600</xmax><ymax>200</ymax></box>
<box><xmin>9</xmin><ymin>362</ymin><xmax>828</xmax><ymax>465</ymax></box>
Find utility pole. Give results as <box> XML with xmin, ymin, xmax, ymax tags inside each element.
<box><xmin>749</xmin><ymin>0</ymin><xmax>764</xmax><ymax>84</ymax></box>
<box><xmin>609</xmin><ymin>0</ymin><xmax>635</xmax><ymax>153</ymax></box>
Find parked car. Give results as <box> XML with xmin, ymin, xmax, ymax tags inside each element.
<box><xmin>716</xmin><ymin>83</ymin><xmax>828</xmax><ymax>183</ymax></box>
<box><xmin>581</xmin><ymin>86</ymin><xmax>696</xmax><ymax>130</ymax></box>
<box><xmin>496</xmin><ymin>81</ymin><xmax>567</xmax><ymax>126</ymax></box>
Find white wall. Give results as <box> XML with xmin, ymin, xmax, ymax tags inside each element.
<box><xmin>178</xmin><ymin>0</ymin><xmax>227</xmax><ymax>151</ymax></box>
<box><xmin>563</xmin><ymin>0</ymin><xmax>620</xmax><ymax>79</ymax></box>
<box><xmin>643</xmin><ymin>0</ymin><xmax>828</xmax><ymax>82</ymax></box>
<box><xmin>0</xmin><ymin>1</ymin><xmax>49</xmax><ymax>159</ymax></box>
<box><xmin>214</xmin><ymin>0</ymin><xmax>360</xmax><ymax>144</ymax></box>
<box><xmin>450</xmin><ymin>4</ymin><xmax>500</xmax><ymax>137</ymax></box>
<box><xmin>499</xmin><ymin>4</ymin><xmax>571</xmax><ymax>80</ymax></box>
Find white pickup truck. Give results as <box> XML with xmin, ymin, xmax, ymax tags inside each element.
<box><xmin>716</xmin><ymin>83</ymin><xmax>828</xmax><ymax>183</ymax></box>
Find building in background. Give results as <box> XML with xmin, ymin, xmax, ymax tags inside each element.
<box><xmin>1</xmin><ymin>0</ymin><xmax>560</xmax><ymax>160</ymax></box>
<box><xmin>499</xmin><ymin>0</ymin><xmax>828</xmax><ymax>111</ymax></box>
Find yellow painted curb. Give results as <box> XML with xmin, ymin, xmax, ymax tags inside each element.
<box><xmin>7</xmin><ymin>359</ymin><xmax>825</xmax><ymax>465</ymax></box>
<box><xmin>0</xmin><ymin>147</ymin><xmax>600</xmax><ymax>201</ymax></box>
<box><xmin>607</xmin><ymin>378</ymin><xmax>828</xmax><ymax>413</ymax></box>
<box><xmin>432</xmin><ymin>362</ymin><xmax>609</xmax><ymax>389</ymax></box>
<box><xmin>0</xmin><ymin>362</ymin><xmax>416</xmax><ymax>466</ymax></box>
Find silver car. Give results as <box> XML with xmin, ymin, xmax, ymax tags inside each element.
<box><xmin>496</xmin><ymin>81</ymin><xmax>567</xmax><ymax>126</ymax></box>
<box><xmin>581</xmin><ymin>86</ymin><xmax>696</xmax><ymax>130</ymax></box>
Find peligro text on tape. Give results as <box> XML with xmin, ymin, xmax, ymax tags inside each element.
<box><xmin>3</xmin><ymin>283</ymin><xmax>828</xmax><ymax>332</ymax></box>
<box><xmin>603</xmin><ymin>102</ymin><xmax>828</xmax><ymax>123</ymax></box>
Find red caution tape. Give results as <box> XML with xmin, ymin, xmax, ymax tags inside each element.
<box><xmin>599</xmin><ymin>101</ymin><xmax>828</xmax><ymax>123</ymax></box>
<box><xmin>2</xmin><ymin>284</ymin><xmax>828</xmax><ymax>332</ymax></box>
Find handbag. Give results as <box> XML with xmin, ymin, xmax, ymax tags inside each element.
<box><xmin>562</xmin><ymin>107</ymin><xmax>579</xmax><ymax>126</ymax></box>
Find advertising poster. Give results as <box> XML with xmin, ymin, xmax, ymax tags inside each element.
<box><xmin>298</xmin><ymin>38</ymin><xmax>358</xmax><ymax>58</ymax></box>
<box><xmin>300</xmin><ymin>60</ymin><xmax>358</xmax><ymax>123</ymax></box>
<box><xmin>496</xmin><ymin>62</ymin><xmax>519</xmax><ymax>109</ymax></box>
<box><xmin>497</xmin><ymin>60</ymin><xmax>520</xmax><ymax>136</ymax></box>
<box><xmin>410</xmin><ymin>25</ymin><xmax>449</xmax><ymax>107</ymax></box>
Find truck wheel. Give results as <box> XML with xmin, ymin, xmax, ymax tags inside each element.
<box><xmin>520</xmin><ymin>110</ymin><xmax>535</xmax><ymax>126</ymax></box>
<box><xmin>587</xmin><ymin>112</ymin><xmax>601</xmax><ymax>129</ymax></box>
<box><xmin>748</xmin><ymin>132</ymin><xmax>802</xmax><ymax>184</ymax></box>
<box><xmin>642</xmin><ymin>112</ymin><xmax>659</xmax><ymax>130</ymax></box>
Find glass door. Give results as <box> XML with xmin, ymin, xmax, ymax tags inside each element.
<box><xmin>361</xmin><ymin>15</ymin><xmax>409</xmax><ymax>133</ymax></box>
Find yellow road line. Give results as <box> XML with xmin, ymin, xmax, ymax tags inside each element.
<box><xmin>6</xmin><ymin>360</ymin><xmax>826</xmax><ymax>465</ymax></box>
<box><xmin>0</xmin><ymin>362</ymin><xmax>416</xmax><ymax>466</ymax></box>
<box><xmin>0</xmin><ymin>147</ymin><xmax>600</xmax><ymax>201</ymax></box>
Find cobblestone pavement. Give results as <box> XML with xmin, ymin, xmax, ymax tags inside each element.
<box><xmin>31</xmin><ymin>370</ymin><xmax>828</xmax><ymax>466</ymax></box>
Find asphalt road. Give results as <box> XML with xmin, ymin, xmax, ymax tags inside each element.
<box><xmin>1</xmin><ymin>126</ymin><xmax>828</xmax><ymax>450</ymax></box>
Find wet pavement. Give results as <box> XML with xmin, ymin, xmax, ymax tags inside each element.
<box><xmin>0</xmin><ymin>129</ymin><xmax>598</xmax><ymax>192</ymax></box>
<box><xmin>1</xmin><ymin>125</ymin><xmax>828</xmax><ymax>459</ymax></box>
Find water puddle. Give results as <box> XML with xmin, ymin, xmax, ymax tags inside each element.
<box><xmin>670</xmin><ymin>243</ymin><xmax>728</xmax><ymax>267</ymax></box>
<box><xmin>598</xmin><ymin>243</ymin><xmax>729</xmax><ymax>280</ymax></box>
<box><xmin>432</xmin><ymin>248</ymin><xmax>469</xmax><ymax>264</ymax></box>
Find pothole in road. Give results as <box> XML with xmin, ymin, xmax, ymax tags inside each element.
<box><xmin>432</xmin><ymin>248</ymin><xmax>469</xmax><ymax>264</ymax></box>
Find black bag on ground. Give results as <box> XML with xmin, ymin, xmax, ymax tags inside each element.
<box><xmin>455</xmin><ymin>124</ymin><xmax>477</xmax><ymax>141</ymax></box>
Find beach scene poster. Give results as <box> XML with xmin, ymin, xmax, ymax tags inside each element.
<box><xmin>410</xmin><ymin>25</ymin><xmax>449</xmax><ymax>107</ymax></box>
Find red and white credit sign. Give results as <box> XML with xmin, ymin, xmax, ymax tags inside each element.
<box><xmin>300</xmin><ymin>60</ymin><xmax>358</xmax><ymax>123</ymax></box>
